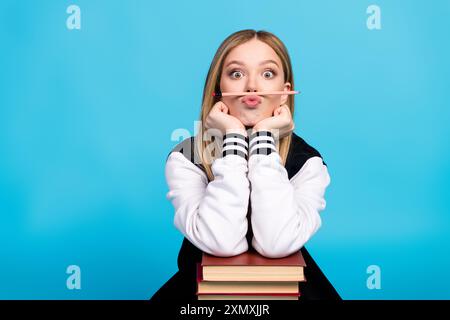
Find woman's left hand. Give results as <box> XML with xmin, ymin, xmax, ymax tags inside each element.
<box><xmin>252</xmin><ymin>104</ymin><xmax>295</xmax><ymax>140</ymax></box>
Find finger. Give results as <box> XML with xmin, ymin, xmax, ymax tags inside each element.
<box><xmin>214</xmin><ymin>101</ymin><xmax>227</xmax><ymax>113</ymax></box>
<box><xmin>220</xmin><ymin>104</ymin><xmax>229</xmax><ymax>114</ymax></box>
<box><xmin>278</xmin><ymin>105</ymin><xmax>291</xmax><ymax>116</ymax></box>
<box><xmin>273</xmin><ymin>106</ymin><xmax>284</xmax><ymax>116</ymax></box>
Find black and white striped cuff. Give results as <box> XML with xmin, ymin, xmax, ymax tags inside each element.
<box><xmin>222</xmin><ymin>132</ymin><xmax>249</xmax><ymax>160</ymax></box>
<box><xmin>249</xmin><ymin>130</ymin><xmax>276</xmax><ymax>156</ymax></box>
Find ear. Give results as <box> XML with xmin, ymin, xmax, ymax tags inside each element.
<box><xmin>280</xmin><ymin>82</ymin><xmax>291</xmax><ymax>105</ymax></box>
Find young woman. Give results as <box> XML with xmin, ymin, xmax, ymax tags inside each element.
<box><xmin>150</xmin><ymin>29</ymin><xmax>341</xmax><ymax>302</ymax></box>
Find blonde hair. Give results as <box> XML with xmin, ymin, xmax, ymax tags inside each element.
<box><xmin>195</xmin><ymin>29</ymin><xmax>295</xmax><ymax>182</ymax></box>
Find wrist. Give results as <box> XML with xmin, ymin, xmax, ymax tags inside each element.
<box><xmin>251</xmin><ymin>125</ymin><xmax>270</xmax><ymax>135</ymax></box>
<box><xmin>222</xmin><ymin>131</ymin><xmax>249</xmax><ymax>160</ymax></box>
<box><xmin>225</xmin><ymin>126</ymin><xmax>247</xmax><ymax>137</ymax></box>
<box><xmin>248</xmin><ymin>130</ymin><xmax>276</xmax><ymax>157</ymax></box>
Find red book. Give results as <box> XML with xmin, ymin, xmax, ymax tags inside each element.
<box><xmin>196</xmin><ymin>263</ymin><xmax>301</xmax><ymax>297</ymax></box>
<box><xmin>200</xmin><ymin>248</ymin><xmax>306</xmax><ymax>282</ymax></box>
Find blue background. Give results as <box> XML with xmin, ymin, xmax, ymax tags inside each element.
<box><xmin>1</xmin><ymin>0</ymin><xmax>449</xmax><ymax>299</ymax></box>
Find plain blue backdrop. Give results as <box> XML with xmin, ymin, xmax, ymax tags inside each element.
<box><xmin>1</xmin><ymin>0</ymin><xmax>449</xmax><ymax>299</ymax></box>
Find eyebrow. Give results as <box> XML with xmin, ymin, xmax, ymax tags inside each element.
<box><xmin>225</xmin><ymin>59</ymin><xmax>280</xmax><ymax>68</ymax></box>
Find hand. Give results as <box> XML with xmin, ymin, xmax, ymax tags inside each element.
<box><xmin>252</xmin><ymin>104</ymin><xmax>295</xmax><ymax>140</ymax></box>
<box><xmin>205</xmin><ymin>101</ymin><xmax>246</xmax><ymax>136</ymax></box>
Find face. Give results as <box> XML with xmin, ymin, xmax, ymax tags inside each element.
<box><xmin>219</xmin><ymin>38</ymin><xmax>291</xmax><ymax>127</ymax></box>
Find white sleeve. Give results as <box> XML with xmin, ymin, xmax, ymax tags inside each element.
<box><xmin>165</xmin><ymin>134</ymin><xmax>251</xmax><ymax>257</ymax></box>
<box><xmin>247</xmin><ymin>131</ymin><xmax>331</xmax><ymax>258</ymax></box>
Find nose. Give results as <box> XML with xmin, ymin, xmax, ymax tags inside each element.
<box><xmin>245</xmin><ymin>73</ymin><xmax>258</xmax><ymax>93</ymax></box>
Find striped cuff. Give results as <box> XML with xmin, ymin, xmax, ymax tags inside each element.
<box><xmin>249</xmin><ymin>130</ymin><xmax>277</xmax><ymax>156</ymax></box>
<box><xmin>222</xmin><ymin>132</ymin><xmax>249</xmax><ymax>160</ymax></box>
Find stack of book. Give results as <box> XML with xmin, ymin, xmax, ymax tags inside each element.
<box><xmin>196</xmin><ymin>248</ymin><xmax>306</xmax><ymax>300</ymax></box>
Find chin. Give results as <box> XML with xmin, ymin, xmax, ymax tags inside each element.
<box><xmin>239</xmin><ymin>117</ymin><xmax>260</xmax><ymax>128</ymax></box>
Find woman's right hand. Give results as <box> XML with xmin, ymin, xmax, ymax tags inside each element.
<box><xmin>205</xmin><ymin>101</ymin><xmax>246</xmax><ymax>136</ymax></box>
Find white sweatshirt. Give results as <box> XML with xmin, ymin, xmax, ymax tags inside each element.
<box><xmin>165</xmin><ymin>131</ymin><xmax>331</xmax><ymax>258</ymax></box>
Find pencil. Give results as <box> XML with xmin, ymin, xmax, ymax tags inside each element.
<box><xmin>212</xmin><ymin>90</ymin><xmax>299</xmax><ymax>97</ymax></box>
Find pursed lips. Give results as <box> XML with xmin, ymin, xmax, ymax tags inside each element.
<box><xmin>241</xmin><ymin>95</ymin><xmax>262</xmax><ymax>107</ymax></box>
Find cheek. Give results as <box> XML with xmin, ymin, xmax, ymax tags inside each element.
<box><xmin>220</xmin><ymin>77</ymin><xmax>240</xmax><ymax>92</ymax></box>
<box><xmin>262</xmin><ymin>97</ymin><xmax>279</xmax><ymax>113</ymax></box>
<box><xmin>221</xmin><ymin>97</ymin><xmax>237</xmax><ymax>112</ymax></box>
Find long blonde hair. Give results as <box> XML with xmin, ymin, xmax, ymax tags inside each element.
<box><xmin>195</xmin><ymin>29</ymin><xmax>295</xmax><ymax>182</ymax></box>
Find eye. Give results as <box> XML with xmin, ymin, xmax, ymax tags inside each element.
<box><xmin>229</xmin><ymin>70</ymin><xmax>244</xmax><ymax>79</ymax></box>
<box><xmin>262</xmin><ymin>69</ymin><xmax>276</xmax><ymax>79</ymax></box>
